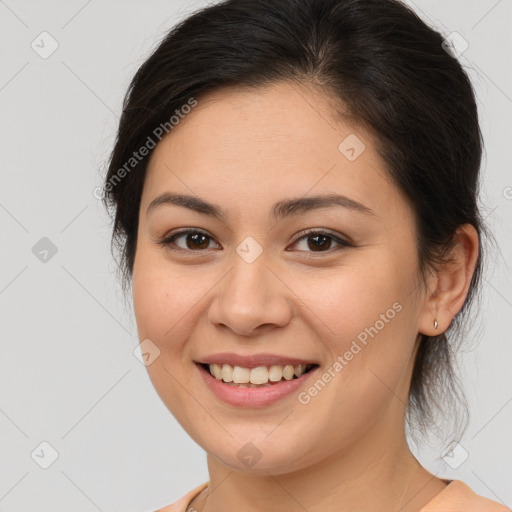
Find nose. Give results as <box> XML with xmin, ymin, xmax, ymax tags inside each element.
<box><xmin>207</xmin><ymin>251</ymin><xmax>293</xmax><ymax>338</ymax></box>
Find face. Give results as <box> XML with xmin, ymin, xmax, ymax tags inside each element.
<box><xmin>132</xmin><ymin>81</ymin><xmax>430</xmax><ymax>475</ymax></box>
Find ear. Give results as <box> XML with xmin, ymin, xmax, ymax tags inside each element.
<box><xmin>418</xmin><ymin>224</ymin><xmax>480</xmax><ymax>336</ymax></box>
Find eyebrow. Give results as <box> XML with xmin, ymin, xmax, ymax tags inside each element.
<box><xmin>146</xmin><ymin>192</ymin><xmax>375</xmax><ymax>221</ymax></box>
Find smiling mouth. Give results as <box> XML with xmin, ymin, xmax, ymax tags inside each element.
<box><xmin>199</xmin><ymin>362</ymin><xmax>317</xmax><ymax>387</ymax></box>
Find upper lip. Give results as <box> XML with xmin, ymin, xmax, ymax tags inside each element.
<box><xmin>196</xmin><ymin>353</ymin><xmax>318</xmax><ymax>369</ymax></box>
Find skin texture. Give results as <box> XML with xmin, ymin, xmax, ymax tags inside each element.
<box><xmin>132</xmin><ymin>81</ymin><xmax>479</xmax><ymax>512</ymax></box>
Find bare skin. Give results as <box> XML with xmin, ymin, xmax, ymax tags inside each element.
<box><xmin>131</xmin><ymin>81</ymin><xmax>479</xmax><ymax>512</ymax></box>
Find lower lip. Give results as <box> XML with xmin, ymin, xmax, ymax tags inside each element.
<box><xmin>196</xmin><ymin>364</ymin><xmax>318</xmax><ymax>407</ymax></box>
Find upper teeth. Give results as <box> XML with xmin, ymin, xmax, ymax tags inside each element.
<box><xmin>208</xmin><ymin>363</ymin><xmax>311</xmax><ymax>384</ymax></box>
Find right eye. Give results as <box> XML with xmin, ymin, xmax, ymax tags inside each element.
<box><xmin>158</xmin><ymin>229</ymin><xmax>222</xmax><ymax>252</ymax></box>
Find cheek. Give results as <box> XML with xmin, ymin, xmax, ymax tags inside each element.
<box><xmin>294</xmin><ymin>252</ymin><xmax>418</xmax><ymax>403</ymax></box>
<box><xmin>132</xmin><ymin>251</ymin><xmax>204</xmax><ymax>429</ymax></box>
<box><xmin>132</xmin><ymin>247</ymin><xmax>206</xmax><ymax>345</ymax></box>
<box><xmin>294</xmin><ymin>255</ymin><xmax>409</xmax><ymax>347</ymax></box>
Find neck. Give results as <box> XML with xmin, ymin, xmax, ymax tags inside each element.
<box><xmin>193</xmin><ymin>422</ymin><xmax>447</xmax><ymax>512</ymax></box>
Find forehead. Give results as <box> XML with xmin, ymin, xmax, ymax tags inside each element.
<box><xmin>142</xmin><ymin>81</ymin><xmax>408</xmax><ymax>225</ymax></box>
<box><xmin>158</xmin><ymin>81</ymin><xmax>354</xmax><ymax>166</ymax></box>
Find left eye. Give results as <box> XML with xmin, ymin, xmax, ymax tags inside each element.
<box><xmin>289</xmin><ymin>230</ymin><xmax>352</xmax><ymax>253</ymax></box>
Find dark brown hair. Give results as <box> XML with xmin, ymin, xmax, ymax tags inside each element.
<box><xmin>103</xmin><ymin>0</ymin><xmax>491</xmax><ymax>440</ymax></box>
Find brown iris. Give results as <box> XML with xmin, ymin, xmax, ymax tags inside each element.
<box><xmin>185</xmin><ymin>233</ymin><xmax>210</xmax><ymax>250</ymax></box>
<box><xmin>307</xmin><ymin>234</ymin><xmax>332</xmax><ymax>251</ymax></box>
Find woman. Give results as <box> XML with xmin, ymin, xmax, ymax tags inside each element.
<box><xmin>102</xmin><ymin>0</ymin><xmax>508</xmax><ymax>510</ymax></box>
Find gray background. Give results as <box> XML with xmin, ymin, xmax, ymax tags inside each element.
<box><xmin>0</xmin><ymin>1</ymin><xmax>511</xmax><ymax>511</ymax></box>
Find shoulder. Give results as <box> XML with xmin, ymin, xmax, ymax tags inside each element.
<box><xmin>421</xmin><ymin>480</ymin><xmax>510</xmax><ymax>512</ymax></box>
<box><xmin>154</xmin><ymin>482</ymin><xmax>209</xmax><ymax>512</ymax></box>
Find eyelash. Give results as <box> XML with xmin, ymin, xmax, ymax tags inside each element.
<box><xmin>157</xmin><ymin>228</ymin><xmax>354</xmax><ymax>255</ymax></box>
